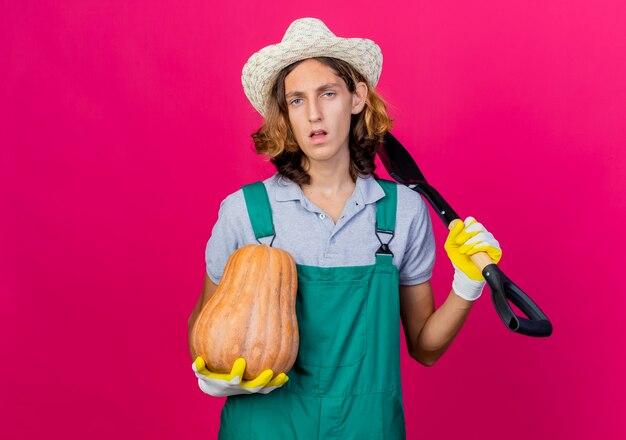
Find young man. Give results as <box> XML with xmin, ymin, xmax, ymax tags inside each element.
<box><xmin>188</xmin><ymin>17</ymin><xmax>502</xmax><ymax>439</ymax></box>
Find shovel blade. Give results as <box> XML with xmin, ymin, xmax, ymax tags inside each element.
<box><xmin>379</xmin><ymin>132</ymin><xmax>428</xmax><ymax>185</ymax></box>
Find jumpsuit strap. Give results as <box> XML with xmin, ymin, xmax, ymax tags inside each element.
<box><xmin>374</xmin><ymin>179</ymin><xmax>398</xmax><ymax>264</ymax></box>
<box><xmin>241</xmin><ymin>181</ymin><xmax>276</xmax><ymax>245</ymax></box>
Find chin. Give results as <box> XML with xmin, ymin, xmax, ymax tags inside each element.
<box><xmin>307</xmin><ymin>146</ymin><xmax>339</xmax><ymax>160</ymax></box>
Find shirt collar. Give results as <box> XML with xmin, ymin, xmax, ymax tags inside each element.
<box><xmin>273</xmin><ymin>173</ymin><xmax>385</xmax><ymax>205</ymax></box>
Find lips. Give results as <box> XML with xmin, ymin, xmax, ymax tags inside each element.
<box><xmin>309</xmin><ymin>129</ymin><xmax>327</xmax><ymax>138</ymax></box>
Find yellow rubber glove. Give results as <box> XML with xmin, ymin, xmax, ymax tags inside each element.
<box><xmin>445</xmin><ymin>216</ymin><xmax>502</xmax><ymax>280</ymax></box>
<box><xmin>444</xmin><ymin>217</ymin><xmax>502</xmax><ymax>301</ymax></box>
<box><xmin>192</xmin><ymin>357</ymin><xmax>289</xmax><ymax>397</ymax></box>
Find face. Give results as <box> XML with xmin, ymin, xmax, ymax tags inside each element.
<box><xmin>284</xmin><ymin>59</ymin><xmax>367</xmax><ymax>166</ymax></box>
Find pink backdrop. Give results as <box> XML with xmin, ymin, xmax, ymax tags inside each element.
<box><xmin>2</xmin><ymin>1</ymin><xmax>625</xmax><ymax>438</ymax></box>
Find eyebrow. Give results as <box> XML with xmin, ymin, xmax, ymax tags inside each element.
<box><xmin>285</xmin><ymin>83</ymin><xmax>340</xmax><ymax>100</ymax></box>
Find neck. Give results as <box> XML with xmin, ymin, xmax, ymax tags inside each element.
<box><xmin>301</xmin><ymin>147</ymin><xmax>355</xmax><ymax>197</ymax></box>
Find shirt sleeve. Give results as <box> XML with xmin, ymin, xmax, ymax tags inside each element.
<box><xmin>398</xmin><ymin>192</ymin><xmax>436</xmax><ymax>285</ymax></box>
<box><xmin>205</xmin><ymin>191</ymin><xmax>247</xmax><ymax>285</ymax></box>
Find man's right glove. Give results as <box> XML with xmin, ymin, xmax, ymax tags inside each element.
<box><xmin>192</xmin><ymin>357</ymin><xmax>289</xmax><ymax>397</ymax></box>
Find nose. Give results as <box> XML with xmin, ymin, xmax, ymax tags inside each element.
<box><xmin>307</xmin><ymin>98</ymin><xmax>322</xmax><ymax>122</ymax></box>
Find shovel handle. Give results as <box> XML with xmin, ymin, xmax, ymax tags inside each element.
<box><xmin>448</xmin><ymin>218</ymin><xmax>553</xmax><ymax>337</ymax></box>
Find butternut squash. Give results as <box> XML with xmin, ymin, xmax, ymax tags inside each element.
<box><xmin>191</xmin><ymin>244</ymin><xmax>299</xmax><ymax>380</ymax></box>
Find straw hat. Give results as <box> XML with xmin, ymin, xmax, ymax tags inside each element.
<box><xmin>241</xmin><ymin>17</ymin><xmax>383</xmax><ymax>116</ymax></box>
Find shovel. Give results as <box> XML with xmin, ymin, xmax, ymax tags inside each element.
<box><xmin>378</xmin><ymin>132</ymin><xmax>553</xmax><ymax>337</ymax></box>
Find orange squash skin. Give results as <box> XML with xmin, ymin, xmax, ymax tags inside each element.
<box><xmin>190</xmin><ymin>244</ymin><xmax>299</xmax><ymax>380</ymax></box>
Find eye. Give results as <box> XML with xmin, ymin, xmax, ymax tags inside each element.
<box><xmin>289</xmin><ymin>98</ymin><xmax>303</xmax><ymax>106</ymax></box>
<box><xmin>322</xmin><ymin>92</ymin><xmax>335</xmax><ymax>98</ymax></box>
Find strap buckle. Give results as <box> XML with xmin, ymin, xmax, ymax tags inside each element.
<box><xmin>256</xmin><ymin>232</ymin><xmax>276</xmax><ymax>247</ymax></box>
<box><xmin>375</xmin><ymin>224</ymin><xmax>395</xmax><ymax>257</ymax></box>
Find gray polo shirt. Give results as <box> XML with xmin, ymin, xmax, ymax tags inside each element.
<box><xmin>205</xmin><ymin>173</ymin><xmax>436</xmax><ymax>286</ymax></box>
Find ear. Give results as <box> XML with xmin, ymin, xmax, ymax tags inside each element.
<box><xmin>351</xmin><ymin>82</ymin><xmax>368</xmax><ymax>114</ymax></box>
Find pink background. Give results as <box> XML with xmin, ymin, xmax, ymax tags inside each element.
<box><xmin>2</xmin><ymin>1</ymin><xmax>625</xmax><ymax>439</ymax></box>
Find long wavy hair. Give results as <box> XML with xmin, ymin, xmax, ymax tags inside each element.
<box><xmin>251</xmin><ymin>57</ymin><xmax>393</xmax><ymax>185</ymax></box>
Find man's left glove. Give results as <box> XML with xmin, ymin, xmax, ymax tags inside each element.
<box><xmin>444</xmin><ymin>216</ymin><xmax>502</xmax><ymax>301</ymax></box>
